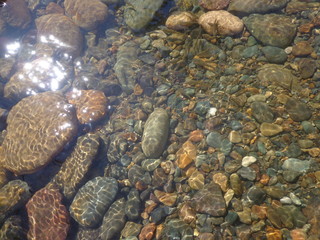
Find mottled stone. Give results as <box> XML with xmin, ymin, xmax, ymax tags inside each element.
<box><xmin>125</xmin><ymin>189</ymin><xmax>141</xmax><ymax>220</ymax></box>
<box><xmin>176</xmin><ymin>141</ymin><xmax>197</xmax><ymax>169</ymax></box>
<box><xmin>64</xmin><ymin>0</ymin><xmax>108</xmax><ymax>31</ymax></box>
<box><xmin>229</xmin><ymin>130</ymin><xmax>241</xmax><ymax>143</ymax></box>
<box><xmin>121</xmin><ymin>222</ymin><xmax>142</xmax><ymax>238</ymax></box>
<box><xmin>244</xmin><ymin>186</ymin><xmax>266</xmax><ymax>204</ymax></box>
<box><xmin>76</xmin><ymin>227</ymin><xmax>101</xmax><ymax>240</ymax></box>
<box><xmin>51</xmin><ymin>133</ymin><xmax>100</xmax><ymax>199</ymax></box>
<box><xmin>139</xmin><ymin>222</ymin><xmax>156</xmax><ymax>240</ymax></box>
<box><xmin>188</xmin><ymin>170</ymin><xmax>205</xmax><ymax>190</ymax></box>
<box><xmin>282</xmin><ymin>158</ymin><xmax>311</xmax><ymax>173</ymax></box>
<box><xmin>261</xmin><ymin>46</ymin><xmax>288</xmax><ymax>64</ymax></box>
<box><xmin>264</xmin><ymin>186</ymin><xmax>286</xmax><ymax>199</ymax></box>
<box><xmin>0</xmin><ymin>168</ymin><xmax>8</xmax><ymax>189</ymax></box>
<box><xmin>237</xmin><ymin>207</ymin><xmax>252</xmax><ymax>224</ymax></box>
<box><xmin>99</xmin><ymin>198</ymin><xmax>126</xmax><ymax>240</ymax></box>
<box><xmin>198</xmin><ymin>10</ymin><xmax>244</xmax><ymax>36</ymax></box>
<box><xmin>0</xmin><ymin>0</ymin><xmax>31</xmax><ymax>29</ymax></box>
<box><xmin>285</xmin><ymin>98</ymin><xmax>312</xmax><ymax>122</ymax></box>
<box><xmin>70</xmin><ymin>177</ymin><xmax>118</xmax><ymax>227</ymax></box>
<box><xmin>4</xmin><ymin>57</ymin><xmax>71</xmax><ymax>102</ymax></box>
<box><xmin>35</xmin><ymin>13</ymin><xmax>83</xmax><ymax>58</ymax></box>
<box><xmin>124</xmin><ymin>0</ymin><xmax>164</xmax><ymax>31</ymax></box>
<box><xmin>141</xmin><ymin>158</ymin><xmax>161</xmax><ymax>172</ymax></box>
<box><xmin>26</xmin><ymin>185</ymin><xmax>69</xmax><ymax>240</ymax></box>
<box><xmin>200</xmin><ymin>0</ymin><xmax>230</xmax><ymax>10</ymax></box>
<box><xmin>0</xmin><ymin>215</ymin><xmax>26</xmax><ymax>240</ymax></box>
<box><xmin>0</xmin><ymin>92</ymin><xmax>78</xmax><ymax>175</ymax></box>
<box><xmin>292</xmin><ymin>41</ymin><xmax>313</xmax><ymax>57</ymax></box>
<box><xmin>244</xmin><ymin>14</ymin><xmax>296</xmax><ymax>48</ymax></box>
<box><xmin>192</xmin><ymin>182</ymin><xmax>226</xmax><ymax>216</ymax></box>
<box><xmin>66</xmin><ymin>89</ymin><xmax>108</xmax><ymax>124</ymax></box>
<box><xmin>151</xmin><ymin>168</ymin><xmax>168</xmax><ymax>188</ymax></box>
<box><xmin>228</xmin><ymin>0</ymin><xmax>287</xmax><ymax>16</ymax></box>
<box><xmin>179</xmin><ymin>202</ymin><xmax>196</xmax><ymax>224</ymax></box>
<box><xmin>165</xmin><ymin>11</ymin><xmax>198</xmax><ymax>31</ymax></box>
<box><xmin>230</xmin><ymin>173</ymin><xmax>243</xmax><ymax>196</ymax></box>
<box><xmin>160</xmin><ymin>219</ymin><xmax>193</xmax><ymax>239</ymax></box>
<box><xmin>260</xmin><ymin>123</ymin><xmax>283</xmax><ymax>137</ymax></box>
<box><xmin>298</xmin><ymin>58</ymin><xmax>317</xmax><ymax>79</ymax></box>
<box><xmin>257</xmin><ymin>64</ymin><xmax>301</xmax><ymax>92</ymax></box>
<box><xmin>0</xmin><ymin>180</ymin><xmax>31</xmax><ymax>224</ymax></box>
<box><xmin>251</xmin><ymin>102</ymin><xmax>274</xmax><ymax>123</ymax></box>
<box><xmin>212</xmin><ymin>172</ymin><xmax>228</xmax><ymax>192</ymax></box>
<box><xmin>237</xmin><ymin>167</ymin><xmax>256</xmax><ymax>181</ymax></box>
<box><xmin>142</xmin><ymin>108</ymin><xmax>169</xmax><ymax>158</ymax></box>
<box><xmin>154</xmin><ymin>190</ymin><xmax>178</xmax><ymax>206</ymax></box>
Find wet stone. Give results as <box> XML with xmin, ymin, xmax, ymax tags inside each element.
<box><xmin>244</xmin><ymin>14</ymin><xmax>296</xmax><ymax>48</ymax></box>
<box><xmin>154</xmin><ymin>190</ymin><xmax>178</xmax><ymax>206</ymax></box>
<box><xmin>282</xmin><ymin>158</ymin><xmax>311</xmax><ymax>173</ymax></box>
<box><xmin>264</xmin><ymin>186</ymin><xmax>286</xmax><ymax>199</ymax></box>
<box><xmin>151</xmin><ymin>168</ymin><xmax>168</xmax><ymax>188</ymax></box>
<box><xmin>70</xmin><ymin>177</ymin><xmax>118</xmax><ymax>227</ymax></box>
<box><xmin>26</xmin><ymin>185</ymin><xmax>69</xmax><ymax>240</ymax></box>
<box><xmin>125</xmin><ymin>189</ymin><xmax>141</xmax><ymax>221</ymax></box>
<box><xmin>188</xmin><ymin>170</ymin><xmax>205</xmax><ymax>190</ymax></box>
<box><xmin>176</xmin><ymin>141</ymin><xmax>197</xmax><ymax>169</ymax></box>
<box><xmin>237</xmin><ymin>207</ymin><xmax>252</xmax><ymax>224</ymax></box>
<box><xmin>283</xmin><ymin>170</ymin><xmax>302</xmax><ymax>183</ymax></box>
<box><xmin>206</xmin><ymin>131</ymin><xmax>222</xmax><ymax>148</ymax></box>
<box><xmin>242</xmin><ymin>156</ymin><xmax>257</xmax><ymax>167</ymax></box>
<box><xmin>0</xmin><ymin>0</ymin><xmax>31</xmax><ymax>29</ymax></box>
<box><xmin>192</xmin><ymin>182</ymin><xmax>226</xmax><ymax>216</ymax></box>
<box><xmin>141</xmin><ymin>159</ymin><xmax>161</xmax><ymax>172</ymax></box>
<box><xmin>292</xmin><ymin>41</ymin><xmax>313</xmax><ymax>57</ymax></box>
<box><xmin>160</xmin><ymin>219</ymin><xmax>193</xmax><ymax>240</ymax></box>
<box><xmin>0</xmin><ymin>215</ymin><xmax>26</xmax><ymax>240</ymax></box>
<box><xmin>251</xmin><ymin>102</ymin><xmax>274</xmax><ymax>123</ymax></box>
<box><xmin>194</xmin><ymin>101</ymin><xmax>210</xmax><ymax>116</ymax></box>
<box><xmin>285</xmin><ymin>98</ymin><xmax>312</xmax><ymax>122</ymax></box>
<box><xmin>66</xmin><ymin>90</ymin><xmax>108</xmax><ymax>124</ymax></box>
<box><xmin>0</xmin><ymin>92</ymin><xmax>78</xmax><ymax>175</ymax></box>
<box><xmin>200</xmin><ymin>0</ymin><xmax>230</xmax><ymax>10</ymax></box>
<box><xmin>150</xmin><ymin>206</ymin><xmax>170</xmax><ymax>224</ymax></box>
<box><xmin>260</xmin><ymin>123</ymin><xmax>283</xmax><ymax>137</ymax></box>
<box><xmin>237</xmin><ymin>167</ymin><xmax>256</xmax><ymax>181</ymax></box>
<box><xmin>142</xmin><ymin>108</ymin><xmax>170</xmax><ymax>158</ymax></box>
<box><xmin>51</xmin><ymin>133</ymin><xmax>100</xmax><ymax>199</ymax></box>
<box><xmin>244</xmin><ymin>186</ymin><xmax>266</xmax><ymax>205</ymax></box>
<box><xmin>139</xmin><ymin>222</ymin><xmax>156</xmax><ymax>240</ymax></box>
<box><xmin>128</xmin><ymin>165</ymin><xmax>149</xmax><ymax>186</ymax></box>
<box><xmin>298</xmin><ymin>58</ymin><xmax>317</xmax><ymax>79</ymax></box>
<box><xmin>76</xmin><ymin>227</ymin><xmax>100</xmax><ymax>240</ymax></box>
<box><xmin>121</xmin><ymin>222</ymin><xmax>142</xmax><ymax>238</ymax></box>
<box><xmin>230</xmin><ymin>173</ymin><xmax>243</xmax><ymax>196</ymax></box>
<box><xmin>0</xmin><ymin>180</ymin><xmax>31</xmax><ymax>224</ymax></box>
<box><xmin>261</xmin><ymin>46</ymin><xmax>288</xmax><ymax>64</ymax></box>
<box><xmin>99</xmin><ymin>198</ymin><xmax>126</xmax><ymax>240</ymax></box>
<box><xmin>212</xmin><ymin>173</ymin><xmax>229</xmax><ymax>192</ymax></box>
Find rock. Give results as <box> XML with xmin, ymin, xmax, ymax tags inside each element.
<box><xmin>229</xmin><ymin>130</ymin><xmax>241</xmax><ymax>143</ymax></box>
<box><xmin>228</xmin><ymin>0</ymin><xmax>287</xmax><ymax>16</ymax></box>
<box><xmin>4</xmin><ymin>57</ymin><xmax>71</xmax><ymax>102</ymax></box>
<box><xmin>198</xmin><ymin>10</ymin><xmax>244</xmax><ymax>36</ymax></box>
<box><xmin>35</xmin><ymin>13</ymin><xmax>83</xmax><ymax>58</ymax></box>
<box><xmin>251</xmin><ymin>102</ymin><xmax>274</xmax><ymax>123</ymax></box>
<box><xmin>286</xmin><ymin>1</ymin><xmax>320</xmax><ymax>14</ymax></box>
<box><xmin>188</xmin><ymin>170</ymin><xmax>205</xmax><ymax>190</ymax></box>
<box><xmin>64</xmin><ymin>0</ymin><xmax>108</xmax><ymax>31</ymax></box>
<box><xmin>261</xmin><ymin>46</ymin><xmax>288</xmax><ymax>64</ymax></box>
<box><xmin>121</xmin><ymin>222</ymin><xmax>142</xmax><ymax>238</ymax></box>
<box><xmin>179</xmin><ymin>202</ymin><xmax>196</xmax><ymax>224</ymax></box>
<box><xmin>285</xmin><ymin>98</ymin><xmax>312</xmax><ymax>122</ymax></box>
<box><xmin>199</xmin><ymin>0</ymin><xmax>230</xmax><ymax>10</ymax></box>
<box><xmin>114</xmin><ymin>41</ymin><xmax>139</xmax><ymax>94</ymax></box>
<box><xmin>0</xmin><ymin>92</ymin><xmax>78</xmax><ymax>175</ymax></box>
<box><xmin>139</xmin><ymin>222</ymin><xmax>156</xmax><ymax>240</ymax></box>
<box><xmin>125</xmin><ymin>189</ymin><xmax>141</xmax><ymax>221</ymax></box>
<box><xmin>242</xmin><ymin>156</ymin><xmax>257</xmax><ymax>167</ymax></box>
<box><xmin>244</xmin><ymin>186</ymin><xmax>266</xmax><ymax>204</ymax></box>
<box><xmin>99</xmin><ymin>198</ymin><xmax>126</xmax><ymax>240</ymax></box>
<box><xmin>230</xmin><ymin>173</ymin><xmax>243</xmax><ymax>196</ymax></box>
<box><xmin>282</xmin><ymin>158</ymin><xmax>311</xmax><ymax>173</ymax></box>
<box><xmin>142</xmin><ymin>108</ymin><xmax>170</xmax><ymax>158</ymax></box>
<box><xmin>51</xmin><ymin>133</ymin><xmax>100</xmax><ymax>199</ymax></box>
<box><xmin>237</xmin><ymin>167</ymin><xmax>256</xmax><ymax>181</ymax></box>
<box><xmin>212</xmin><ymin>173</ymin><xmax>229</xmax><ymax>192</ymax></box>
<box><xmin>160</xmin><ymin>219</ymin><xmax>193</xmax><ymax>239</ymax></box>
<box><xmin>0</xmin><ymin>180</ymin><xmax>31</xmax><ymax>224</ymax></box>
<box><xmin>70</xmin><ymin>177</ymin><xmax>118</xmax><ymax>227</ymax></box>
<box><xmin>244</xmin><ymin>14</ymin><xmax>296</xmax><ymax>48</ymax></box>
<box><xmin>206</xmin><ymin>131</ymin><xmax>222</xmax><ymax>148</ymax></box>
<box><xmin>192</xmin><ymin>182</ymin><xmax>226</xmax><ymax>216</ymax></box>
<box><xmin>298</xmin><ymin>58</ymin><xmax>317</xmax><ymax>79</ymax></box>
<box><xmin>76</xmin><ymin>227</ymin><xmax>101</xmax><ymax>240</ymax></box>
<box><xmin>154</xmin><ymin>190</ymin><xmax>178</xmax><ymax>206</ymax></box>
<box><xmin>66</xmin><ymin>89</ymin><xmax>108</xmax><ymax>124</ymax></box>
<box><xmin>26</xmin><ymin>185</ymin><xmax>70</xmax><ymax>240</ymax></box>
<box><xmin>176</xmin><ymin>141</ymin><xmax>197</xmax><ymax>169</ymax></box>
<box><xmin>0</xmin><ymin>0</ymin><xmax>31</xmax><ymax>29</ymax></box>
<box><xmin>292</xmin><ymin>41</ymin><xmax>313</xmax><ymax>57</ymax></box>
<box><xmin>0</xmin><ymin>215</ymin><xmax>26</xmax><ymax>240</ymax></box>
<box><xmin>260</xmin><ymin>123</ymin><xmax>283</xmax><ymax>137</ymax></box>
<box><xmin>165</xmin><ymin>11</ymin><xmax>198</xmax><ymax>31</ymax></box>
<box><xmin>124</xmin><ymin>0</ymin><xmax>164</xmax><ymax>31</ymax></box>
<box><xmin>257</xmin><ymin>64</ymin><xmax>301</xmax><ymax>92</ymax></box>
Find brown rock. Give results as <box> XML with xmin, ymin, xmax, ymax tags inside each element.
<box><xmin>260</xmin><ymin>123</ymin><xmax>283</xmax><ymax>137</ymax></box>
<box><xmin>200</xmin><ymin>0</ymin><xmax>230</xmax><ymax>10</ymax></box>
<box><xmin>266</xmin><ymin>226</ymin><xmax>283</xmax><ymax>240</ymax></box>
<box><xmin>188</xmin><ymin>170</ymin><xmax>205</xmax><ymax>190</ymax></box>
<box><xmin>165</xmin><ymin>11</ymin><xmax>198</xmax><ymax>31</ymax></box>
<box><xmin>0</xmin><ymin>0</ymin><xmax>31</xmax><ymax>29</ymax></box>
<box><xmin>154</xmin><ymin>190</ymin><xmax>177</xmax><ymax>206</ymax></box>
<box><xmin>66</xmin><ymin>89</ymin><xmax>108</xmax><ymax>124</ymax></box>
<box><xmin>198</xmin><ymin>10</ymin><xmax>244</xmax><ymax>36</ymax></box>
<box><xmin>26</xmin><ymin>185</ymin><xmax>70</xmax><ymax>240</ymax></box>
<box><xmin>176</xmin><ymin>141</ymin><xmax>197</xmax><ymax>169</ymax></box>
<box><xmin>64</xmin><ymin>0</ymin><xmax>108</xmax><ymax>31</ymax></box>
<box><xmin>292</xmin><ymin>41</ymin><xmax>313</xmax><ymax>57</ymax></box>
<box><xmin>290</xmin><ymin>229</ymin><xmax>306</xmax><ymax>240</ymax></box>
<box><xmin>212</xmin><ymin>172</ymin><xmax>229</xmax><ymax>192</ymax></box>
<box><xmin>179</xmin><ymin>202</ymin><xmax>196</xmax><ymax>224</ymax></box>
<box><xmin>139</xmin><ymin>222</ymin><xmax>156</xmax><ymax>240</ymax></box>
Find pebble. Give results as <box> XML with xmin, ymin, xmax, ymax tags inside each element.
<box><xmin>282</xmin><ymin>158</ymin><xmax>311</xmax><ymax>173</ymax></box>
<box><xmin>125</xmin><ymin>189</ymin><xmax>141</xmax><ymax>221</ymax></box>
<box><xmin>244</xmin><ymin>185</ymin><xmax>266</xmax><ymax>204</ymax></box>
<box><xmin>241</xmin><ymin>156</ymin><xmax>257</xmax><ymax>167</ymax></box>
<box><xmin>261</xmin><ymin>46</ymin><xmax>288</xmax><ymax>64</ymax></box>
<box><xmin>229</xmin><ymin>130</ymin><xmax>242</xmax><ymax>143</ymax></box>
<box><xmin>230</xmin><ymin>173</ymin><xmax>243</xmax><ymax>196</ymax></box>
<box><xmin>285</xmin><ymin>98</ymin><xmax>312</xmax><ymax>122</ymax></box>
<box><xmin>251</xmin><ymin>102</ymin><xmax>274</xmax><ymax>123</ymax></box>
<box><xmin>139</xmin><ymin>222</ymin><xmax>156</xmax><ymax>240</ymax></box>
<box><xmin>176</xmin><ymin>141</ymin><xmax>197</xmax><ymax>169</ymax></box>
<box><xmin>260</xmin><ymin>123</ymin><xmax>283</xmax><ymax>137</ymax></box>
<box><xmin>237</xmin><ymin>167</ymin><xmax>256</xmax><ymax>181</ymax></box>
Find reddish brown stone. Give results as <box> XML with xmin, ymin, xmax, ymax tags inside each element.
<box><xmin>176</xmin><ymin>141</ymin><xmax>197</xmax><ymax>169</ymax></box>
<box><xmin>179</xmin><ymin>202</ymin><xmax>196</xmax><ymax>224</ymax></box>
<box><xmin>26</xmin><ymin>185</ymin><xmax>70</xmax><ymax>240</ymax></box>
<box><xmin>292</xmin><ymin>41</ymin><xmax>313</xmax><ymax>57</ymax></box>
<box><xmin>290</xmin><ymin>229</ymin><xmax>306</xmax><ymax>240</ymax></box>
<box><xmin>139</xmin><ymin>222</ymin><xmax>156</xmax><ymax>240</ymax></box>
<box><xmin>66</xmin><ymin>89</ymin><xmax>108</xmax><ymax>124</ymax></box>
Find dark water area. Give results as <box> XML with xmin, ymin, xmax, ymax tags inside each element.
<box><xmin>0</xmin><ymin>0</ymin><xmax>320</xmax><ymax>239</ymax></box>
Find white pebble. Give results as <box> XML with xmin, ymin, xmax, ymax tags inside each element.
<box><xmin>241</xmin><ymin>156</ymin><xmax>257</xmax><ymax>167</ymax></box>
<box><xmin>208</xmin><ymin>107</ymin><xmax>217</xmax><ymax>116</ymax></box>
<box><xmin>280</xmin><ymin>196</ymin><xmax>292</xmax><ymax>205</ymax></box>
<box><xmin>289</xmin><ymin>192</ymin><xmax>301</xmax><ymax>206</ymax></box>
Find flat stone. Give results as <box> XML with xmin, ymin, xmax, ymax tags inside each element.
<box><xmin>285</xmin><ymin>98</ymin><xmax>312</xmax><ymax>122</ymax></box>
<box><xmin>0</xmin><ymin>0</ymin><xmax>31</xmax><ymax>29</ymax></box>
<box><xmin>282</xmin><ymin>158</ymin><xmax>311</xmax><ymax>173</ymax></box>
<box><xmin>242</xmin><ymin>156</ymin><xmax>257</xmax><ymax>167</ymax></box>
<box><xmin>292</xmin><ymin>41</ymin><xmax>313</xmax><ymax>57</ymax></box>
<box><xmin>188</xmin><ymin>170</ymin><xmax>205</xmax><ymax>190</ymax></box>
<box><xmin>251</xmin><ymin>102</ymin><xmax>274</xmax><ymax>123</ymax></box>
<box><xmin>176</xmin><ymin>141</ymin><xmax>197</xmax><ymax>169</ymax></box>
<box><xmin>192</xmin><ymin>182</ymin><xmax>226</xmax><ymax>217</ymax></box>
<box><xmin>212</xmin><ymin>173</ymin><xmax>229</xmax><ymax>192</ymax></box>
<box><xmin>261</xmin><ymin>46</ymin><xmax>288</xmax><ymax>64</ymax></box>
<box><xmin>260</xmin><ymin>123</ymin><xmax>283</xmax><ymax>137</ymax></box>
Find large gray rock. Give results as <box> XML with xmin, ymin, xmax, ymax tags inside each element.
<box><xmin>228</xmin><ymin>0</ymin><xmax>287</xmax><ymax>16</ymax></box>
<box><xmin>142</xmin><ymin>108</ymin><xmax>170</xmax><ymax>158</ymax></box>
<box><xmin>124</xmin><ymin>0</ymin><xmax>164</xmax><ymax>32</ymax></box>
<box><xmin>244</xmin><ymin>14</ymin><xmax>296</xmax><ymax>48</ymax></box>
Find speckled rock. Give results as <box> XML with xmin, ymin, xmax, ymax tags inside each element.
<box><xmin>121</xmin><ymin>222</ymin><xmax>142</xmax><ymax>238</ymax></box>
<box><xmin>192</xmin><ymin>182</ymin><xmax>226</xmax><ymax>216</ymax></box>
<box><xmin>76</xmin><ymin>227</ymin><xmax>100</xmax><ymax>240</ymax></box>
<box><xmin>228</xmin><ymin>0</ymin><xmax>287</xmax><ymax>16</ymax></box>
<box><xmin>165</xmin><ymin>11</ymin><xmax>198</xmax><ymax>31</ymax></box>
<box><xmin>26</xmin><ymin>185</ymin><xmax>70</xmax><ymax>240</ymax></box>
<box><xmin>51</xmin><ymin>133</ymin><xmax>100</xmax><ymax>199</ymax></box>
<box><xmin>251</xmin><ymin>102</ymin><xmax>274</xmax><ymax>123</ymax></box>
<box><xmin>198</xmin><ymin>10</ymin><xmax>244</xmax><ymax>36</ymax></box>
<box><xmin>0</xmin><ymin>92</ymin><xmax>78</xmax><ymax>175</ymax></box>
<box><xmin>244</xmin><ymin>14</ymin><xmax>296</xmax><ymax>48</ymax></box>
<box><xmin>0</xmin><ymin>180</ymin><xmax>31</xmax><ymax>224</ymax></box>
<box><xmin>35</xmin><ymin>13</ymin><xmax>83</xmax><ymax>58</ymax></box>
<box><xmin>99</xmin><ymin>198</ymin><xmax>126</xmax><ymax>240</ymax></box>
<box><xmin>142</xmin><ymin>108</ymin><xmax>170</xmax><ymax>158</ymax></box>
<box><xmin>0</xmin><ymin>0</ymin><xmax>31</xmax><ymax>29</ymax></box>
<box><xmin>64</xmin><ymin>0</ymin><xmax>108</xmax><ymax>31</ymax></box>
<box><xmin>4</xmin><ymin>57</ymin><xmax>71</xmax><ymax>102</ymax></box>
<box><xmin>0</xmin><ymin>215</ymin><xmax>26</xmax><ymax>240</ymax></box>
<box><xmin>285</xmin><ymin>98</ymin><xmax>312</xmax><ymax>122</ymax></box>
<box><xmin>257</xmin><ymin>64</ymin><xmax>301</xmax><ymax>92</ymax></box>
<box><xmin>199</xmin><ymin>0</ymin><xmax>230</xmax><ymax>10</ymax></box>
<box><xmin>124</xmin><ymin>0</ymin><xmax>164</xmax><ymax>31</ymax></box>
<box><xmin>125</xmin><ymin>188</ymin><xmax>141</xmax><ymax>220</ymax></box>
<box><xmin>70</xmin><ymin>177</ymin><xmax>118</xmax><ymax>227</ymax></box>
<box><xmin>160</xmin><ymin>219</ymin><xmax>194</xmax><ymax>239</ymax></box>
<box><xmin>66</xmin><ymin>89</ymin><xmax>108</xmax><ymax>124</ymax></box>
